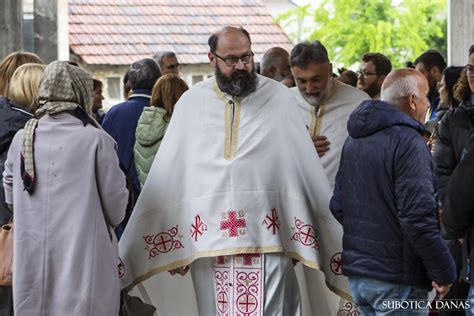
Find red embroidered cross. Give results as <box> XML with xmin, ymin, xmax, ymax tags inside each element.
<box><xmin>301</xmin><ymin>226</ymin><xmax>315</xmax><ymax>244</ymax></box>
<box><xmin>237</xmin><ymin>253</ymin><xmax>260</xmax><ymax>265</ymax></box>
<box><xmin>220</xmin><ymin>210</ymin><xmax>246</xmax><ymax>237</ymax></box>
<box><xmin>191</xmin><ymin>215</ymin><xmax>206</xmax><ymax>241</ymax></box>
<box><xmin>330</xmin><ymin>253</ymin><xmax>343</xmax><ymax>275</ymax></box>
<box><xmin>263</xmin><ymin>208</ymin><xmax>280</xmax><ymax>235</ymax></box>
<box><xmin>156</xmin><ymin>234</ymin><xmax>173</xmax><ymax>252</ymax></box>
<box><xmin>217</xmin><ymin>292</ymin><xmax>228</xmax><ymax>311</ymax></box>
<box><xmin>238</xmin><ymin>294</ymin><xmax>257</xmax><ymax>313</ymax></box>
<box><xmin>332</xmin><ymin>256</ymin><xmax>342</xmax><ymax>273</ymax></box>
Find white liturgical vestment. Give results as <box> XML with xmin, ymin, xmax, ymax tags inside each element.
<box><xmin>291</xmin><ymin>81</ymin><xmax>369</xmax><ymax>188</ymax></box>
<box><xmin>119</xmin><ymin>75</ymin><xmax>356</xmax><ymax>315</ymax></box>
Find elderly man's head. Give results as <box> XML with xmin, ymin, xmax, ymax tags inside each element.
<box><xmin>290</xmin><ymin>41</ymin><xmax>333</xmax><ymax>106</ymax></box>
<box><xmin>153</xmin><ymin>51</ymin><xmax>180</xmax><ymax>76</ymax></box>
<box><xmin>128</xmin><ymin>58</ymin><xmax>161</xmax><ymax>91</ymax></box>
<box><xmin>260</xmin><ymin>47</ymin><xmax>290</xmax><ymax>82</ymax></box>
<box><xmin>381</xmin><ymin>69</ymin><xmax>430</xmax><ymax>123</ymax></box>
<box><xmin>208</xmin><ymin>26</ymin><xmax>257</xmax><ymax>98</ymax></box>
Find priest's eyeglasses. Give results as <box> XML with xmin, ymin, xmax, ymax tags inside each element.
<box><xmin>212</xmin><ymin>51</ymin><xmax>254</xmax><ymax>67</ymax></box>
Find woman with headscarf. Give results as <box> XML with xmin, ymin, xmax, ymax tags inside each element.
<box><xmin>2</xmin><ymin>61</ymin><xmax>128</xmax><ymax>315</ymax></box>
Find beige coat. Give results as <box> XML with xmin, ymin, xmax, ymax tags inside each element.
<box><xmin>3</xmin><ymin>113</ymin><xmax>128</xmax><ymax>315</ymax></box>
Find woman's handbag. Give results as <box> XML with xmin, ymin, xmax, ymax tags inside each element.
<box><xmin>0</xmin><ymin>218</ymin><xmax>13</xmax><ymax>287</ymax></box>
<box><xmin>120</xmin><ymin>290</ymin><xmax>156</xmax><ymax>316</ymax></box>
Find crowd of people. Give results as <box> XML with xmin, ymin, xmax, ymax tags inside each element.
<box><xmin>0</xmin><ymin>25</ymin><xmax>473</xmax><ymax>316</ymax></box>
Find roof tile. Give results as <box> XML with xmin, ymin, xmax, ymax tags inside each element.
<box><xmin>69</xmin><ymin>0</ymin><xmax>293</xmax><ymax>65</ymax></box>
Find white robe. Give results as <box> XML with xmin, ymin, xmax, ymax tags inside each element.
<box><xmin>290</xmin><ymin>81</ymin><xmax>369</xmax><ymax>188</ymax></box>
<box><xmin>119</xmin><ymin>75</ymin><xmax>352</xmax><ymax>315</ymax></box>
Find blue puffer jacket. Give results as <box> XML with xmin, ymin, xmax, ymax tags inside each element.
<box><xmin>330</xmin><ymin>100</ymin><xmax>456</xmax><ymax>290</ymax></box>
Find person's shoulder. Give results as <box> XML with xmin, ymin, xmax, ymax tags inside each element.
<box><xmin>84</xmin><ymin>125</ymin><xmax>118</xmax><ymax>148</ymax></box>
<box><xmin>257</xmin><ymin>74</ymin><xmax>288</xmax><ymax>92</ymax></box>
<box><xmin>139</xmin><ymin>106</ymin><xmax>167</xmax><ymax>125</ymax></box>
<box><xmin>440</xmin><ymin>105</ymin><xmax>473</xmax><ymax>125</ymax></box>
<box><xmin>335</xmin><ymin>80</ymin><xmax>370</xmax><ymax>101</ymax></box>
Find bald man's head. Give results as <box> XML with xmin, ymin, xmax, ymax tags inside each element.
<box><xmin>207</xmin><ymin>26</ymin><xmax>257</xmax><ymax>97</ymax></box>
<box><xmin>381</xmin><ymin>68</ymin><xmax>430</xmax><ymax>123</ymax></box>
<box><xmin>208</xmin><ymin>26</ymin><xmax>251</xmax><ymax>53</ymax></box>
<box><xmin>260</xmin><ymin>47</ymin><xmax>290</xmax><ymax>81</ymax></box>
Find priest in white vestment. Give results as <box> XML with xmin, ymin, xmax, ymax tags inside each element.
<box><xmin>119</xmin><ymin>27</ymin><xmax>355</xmax><ymax>315</ymax></box>
<box><xmin>289</xmin><ymin>41</ymin><xmax>369</xmax><ymax>189</ymax></box>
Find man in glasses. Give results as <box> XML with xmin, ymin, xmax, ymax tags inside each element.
<box><xmin>356</xmin><ymin>52</ymin><xmax>392</xmax><ymax>99</ymax></box>
<box><xmin>290</xmin><ymin>41</ymin><xmax>369</xmax><ymax>189</ymax></box>
<box><xmin>119</xmin><ymin>26</ymin><xmax>351</xmax><ymax>315</ymax></box>
<box><xmin>414</xmin><ymin>49</ymin><xmax>447</xmax><ymax>120</ymax></box>
<box><xmin>153</xmin><ymin>51</ymin><xmax>181</xmax><ymax>76</ymax></box>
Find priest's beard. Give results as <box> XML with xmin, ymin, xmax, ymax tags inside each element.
<box><xmin>302</xmin><ymin>78</ymin><xmax>333</xmax><ymax>107</ymax></box>
<box><xmin>215</xmin><ymin>66</ymin><xmax>258</xmax><ymax>98</ymax></box>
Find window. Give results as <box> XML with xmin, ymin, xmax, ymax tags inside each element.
<box><xmin>107</xmin><ymin>77</ymin><xmax>121</xmax><ymax>100</ymax></box>
<box><xmin>23</xmin><ymin>16</ymin><xmax>34</xmax><ymax>52</ymax></box>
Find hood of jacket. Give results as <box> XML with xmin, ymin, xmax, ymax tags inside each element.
<box><xmin>135</xmin><ymin>106</ymin><xmax>169</xmax><ymax>146</ymax></box>
<box><xmin>347</xmin><ymin>100</ymin><xmax>425</xmax><ymax>139</ymax></box>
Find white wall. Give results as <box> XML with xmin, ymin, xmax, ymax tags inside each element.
<box><xmin>448</xmin><ymin>0</ymin><xmax>474</xmax><ymax>65</ymax></box>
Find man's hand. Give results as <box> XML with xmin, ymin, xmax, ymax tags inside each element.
<box><xmin>169</xmin><ymin>265</ymin><xmax>190</xmax><ymax>276</ymax></box>
<box><xmin>312</xmin><ymin>135</ymin><xmax>331</xmax><ymax>157</ymax></box>
<box><xmin>432</xmin><ymin>281</ymin><xmax>452</xmax><ymax>299</ymax></box>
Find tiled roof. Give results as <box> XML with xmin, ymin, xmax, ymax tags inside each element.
<box><xmin>69</xmin><ymin>0</ymin><xmax>293</xmax><ymax>65</ymax></box>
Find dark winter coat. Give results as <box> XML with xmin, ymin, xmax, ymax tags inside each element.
<box><xmin>0</xmin><ymin>98</ymin><xmax>34</xmax><ymax>225</ymax></box>
<box><xmin>443</xmin><ymin>133</ymin><xmax>474</xmax><ymax>285</ymax></box>
<box><xmin>434</xmin><ymin>102</ymin><xmax>474</xmax><ymax>237</ymax></box>
<box><xmin>102</xmin><ymin>89</ymin><xmax>151</xmax><ymax>192</ymax></box>
<box><xmin>330</xmin><ymin>100</ymin><xmax>456</xmax><ymax>290</ymax></box>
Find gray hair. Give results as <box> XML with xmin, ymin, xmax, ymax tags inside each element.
<box><xmin>128</xmin><ymin>58</ymin><xmax>161</xmax><ymax>90</ymax></box>
<box><xmin>290</xmin><ymin>40</ymin><xmax>329</xmax><ymax>68</ymax></box>
<box><xmin>381</xmin><ymin>75</ymin><xmax>421</xmax><ymax>103</ymax></box>
<box><xmin>260</xmin><ymin>48</ymin><xmax>286</xmax><ymax>74</ymax></box>
<box><xmin>153</xmin><ymin>51</ymin><xmax>176</xmax><ymax>68</ymax></box>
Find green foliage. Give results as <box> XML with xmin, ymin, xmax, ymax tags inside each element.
<box><xmin>276</xmin><ymin>0</ymin><xmax>447</xmax><ymax>68</ymax></box>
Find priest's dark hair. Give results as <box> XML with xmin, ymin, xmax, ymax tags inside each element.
<box><xmin>290</xmin><ymin>40</ymin><xmax>329</xmax><ymax>69</ymax></box>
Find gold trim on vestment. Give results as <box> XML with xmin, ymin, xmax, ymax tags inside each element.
<box><xmin>326</xmin><ymin>281</ymin><xmax>353</xmax><ymax>302</ymax></box>
<box><xmin>308</xmin><ymin>79</ymin><xmax>338</xmax><ymax>138</ymax></box>
<box><xmin>124</xmin><ymin>246</ymin><xmax>283</xmax><ymax>292</ymax></box>
<box><xmin>123</xmin><ymin>246</ymin><xmax>353</xmax><ymax>302</ymax></box>
<box><xmin>212</xmin><ymin>79</ymin><xmax>240</xmax><ymax>160</ymax></box>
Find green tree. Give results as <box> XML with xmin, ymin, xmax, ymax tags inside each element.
<box><xmin>277</xmin><ymin>0</ymin><xmax>447</xmax><ymax>68</ymax></box>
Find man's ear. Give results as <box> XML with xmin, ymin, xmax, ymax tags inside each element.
<box><xmin>408</xmin><ymin>93</ymin><xmax>417</xmax><ymax>113</ymax></box>
<box><xmin>208</xmin><ymin>52</ymin><xmax>217</xmax><ymax>68</ymax></box>
<box><xmin>266</xmin><ymin>65</ymin><xmax>276</xmax><ymax>78</ymax></box>
<box><xmin>328</xmin><ymin>63</ymin><xmax>333</xmax><ymax>76</ymax></box>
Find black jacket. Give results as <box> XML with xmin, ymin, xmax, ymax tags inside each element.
<box><xmin>0</xmin><ymin>97</ymin><xmax>34</xmax><ymax>225</ymax></box>
<box><xmin>330</xmin><ymin>100</ymin><xmax>456</xmax><ymax>290</ymax></box>
<box><xmin>444</xmin><ymin>134</ymin><xmax>474</xmax><ymax>284</ymax></box>
<box><xmin>434</xmin><ymin>103</ymin><xmax>474</xmax><ymax>233</ymax></box>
